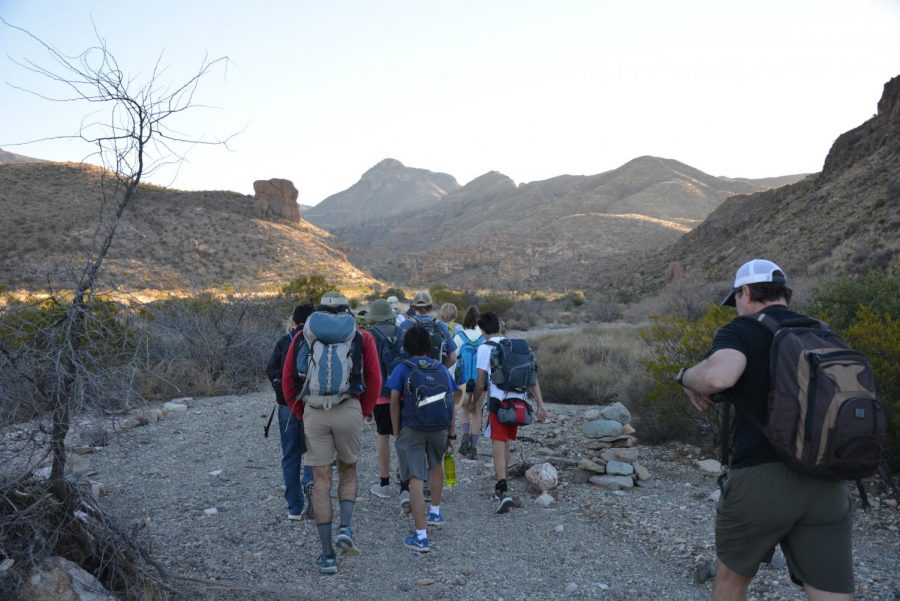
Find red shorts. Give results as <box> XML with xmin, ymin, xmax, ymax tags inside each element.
<box><xmin>488</xmin><ymin>409</ymin><xmax>518</xmax><ymax>442</ymax></box>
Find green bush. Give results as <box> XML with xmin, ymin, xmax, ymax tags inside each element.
<box><xmin>280</xmin><ymin>274</ymin><xmax>338</xmax><ymax>304</ymax></box>
<box><xmin>805</xmin><ymin>271</ymin><xmax>900</xmax><ymax>332</ymax></box>
<box><xmin>638</xmin><ymin>304</ymin><xmax>733</xmax><ymax>443</ymax></box>
<box><xmin>479</xmin><ymin>294</ymin><xmax>514</xmax><ymax>316</ymax></box>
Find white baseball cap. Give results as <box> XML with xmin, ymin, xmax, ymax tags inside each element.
<box><xmin>721</xmin><ymin>259</ymin><xmax>787</xmax><ymax>306</ymax></box>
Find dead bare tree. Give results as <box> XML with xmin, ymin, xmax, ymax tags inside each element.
<box><xmin>0</xmin><ymin>18</ymin><xmax>229</xmax><ymax>598</ymax></box>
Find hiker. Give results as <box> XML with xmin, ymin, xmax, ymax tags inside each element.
<box><xmin>473</xmin><ymin>312</ymin><xmax>548</xmax><ymax>513</ymax></box>
<box><xmin>438</xmin><ymin>302</ymin><xmax>464</xmax><ymax>337</ymax></box>
<box><xmin>387</xmin><ymin>325</ymin><xmax>457</xmax><ymax>552</ymax></box>
<box><xmin>676</xmin><ymin>259</ymin><xmax>857</xmax><ymax>600</ymax></box>
<box><xmin>387</xmin><ymin>295</ymin><xmax>406</xmax><ymax>327</ymax></box>
<box><xmin>265</xmin><ymin>304</ymin><xmax>315</xmax><ymax>520</ymax></box>
<box><xmin>366</xmin><ymin>299</ymin><xmax>404</xmax><ymax>499</ymax></box>
<box><xmin>395</xmin><ymin>291</ymin><xmax>459</xmax><ymax>510</ymax></box>
<box><xmin>281</xmin><ymin>291</ymin><xmax>382</xmax><ymax>575</ymax></box>
<box><xmin>453</xmin><ymin>305</ymin><xmax>485</xmax><ymax>459</ymax></box>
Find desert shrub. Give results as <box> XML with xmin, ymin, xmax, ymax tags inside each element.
<box><xmin>637</xmin><ymin>305</ymin><xmax>733</xmax><ymax>443</ymax></box>
<box><xmin>843</xmin><ymin>306</ymin><xmax>900</xmax><ymax>470</ymax></box>
<box><xmin>280</xmin><ymin>274</ymin><xmax>339</xmax><ymax>305</ymax></box>
<box><xmin>383</xmin><ymin>287</ymin><xmax>407</xmax><ymax>302</ymax></box>
<box><xmin>479</xmin><ymin>293</ymin><xmax>514</xmax><ymax>316</ymax></box>
<box><xmin>429</xmin><ymin>284</ymin><xmax>476</xmax><ymax>309</ymax></box>
<box><xmin>566</xmin><ymin>290</ymin><xmax>586</xmax><ymax>307</ymax></box>
<box><xmin>804</xmin><ymin>271</ymin><xmax>900</xmax><ymax>332</ymax></box>
<box><xmin>531</xmin><ymin>323</ymin><xmax>645</xmax><ymax>406</ymax></box>
<box><xmin>138</xmin><ymin>293</ymin><xmax>278</xmax><ymax>399</ymax></box>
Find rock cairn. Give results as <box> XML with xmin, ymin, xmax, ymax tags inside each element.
<box><xmin>578</xmin><ymin>402</ymin><xmax>652</xmax><ymax>491</ymax></box>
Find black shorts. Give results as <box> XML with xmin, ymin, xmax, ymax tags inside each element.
<box><xmin>373</xmin><ymin>403</ymin><xmax>393</xmax><ymax>436</ymax></box>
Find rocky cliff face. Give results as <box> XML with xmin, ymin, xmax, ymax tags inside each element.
<box><xmin>620</xmin><ymin>75</ymin><xmax>900</xmax><ymax>296</ymax></box>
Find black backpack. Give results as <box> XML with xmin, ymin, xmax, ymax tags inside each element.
<box><xmin>369</xmin><ymin>322</ymin><xmax>404</xmax><ymax>397</ymax></box>
<box><xmin>485</xmin><ymin>338</ymin><xmax>538</xmax><ymax>394</ymax></box>
<box><xmin>407</xmin><ymin>315</ymin><xmax>447</xmax><ymax>363</ymax></box>
<box><xmin>742</xmin><ymin>312</ymin><xmax>885</xmax><ymax>481</ymax></box>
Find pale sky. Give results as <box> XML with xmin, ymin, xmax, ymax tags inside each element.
<box><xmin>2</xmin><ymin>0</ymin><xmax>899</xmax><ymax>206</ymax></box>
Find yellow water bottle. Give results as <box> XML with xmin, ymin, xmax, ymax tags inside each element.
<box><xmin>443</xmin><ymin>453</ymin><xmax>457</xmax><ymax>488</ymax></box>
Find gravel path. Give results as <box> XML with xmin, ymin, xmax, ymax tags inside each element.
<box><xmin>83</xmin><ymin>391</ymin><xmax>900</xmax><ymax>601</ymax></box>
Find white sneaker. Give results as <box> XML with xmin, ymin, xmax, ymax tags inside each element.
<box><xmin>370</xmin><ymin>482</ymin><xmax>391</xmax><ymax>499</ymax></box>
<box><xmin>287</xmin><ymin>513</ymin><xmax>303</xmax><ymax>521</ymax></box>
<box><xmin>399</xmin><ymin>490</ymin><xmax>411</xmax><ymax>513</ymax></box>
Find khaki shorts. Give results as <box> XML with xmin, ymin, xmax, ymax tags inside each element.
<box><xmin>303</xmin><ymin>398</ymin><xmax>363</xmax><ymax>467</ymax></box>
<box><xmin>716</xmin><ymin>461</ymin><xmax>853</xmax><ymax>593</ymax></box>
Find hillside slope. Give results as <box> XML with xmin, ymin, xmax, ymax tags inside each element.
<box><xmin>621</xmin><ymin>75</ymin><xmax>900</xmax><ymax>295</ymax></box>
<box><xmin>0</xmin><ymin>162</ymin><xmax>374</xmax><ymax>294</ymax></box>
<box><xmin>349</xmin><ymin>157</ymin><xmax>804</xmax><ymax>289</ymax></box>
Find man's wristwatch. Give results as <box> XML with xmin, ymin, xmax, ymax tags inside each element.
<box><xmin>447</xmin><ymin>434</ymin><xmax>457</xmax><ymax>440</ymax></box>
<box><xmin>675</xmin><ymin>367</ymin><xmax>687</xmax><ymax>387</ymax></box>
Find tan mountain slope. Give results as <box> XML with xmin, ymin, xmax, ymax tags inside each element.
<box><xmin>620</xmin><ymin>74</ymin><xmax>900</xmax><ymax>296</ymax></box>
<box><xmin>304</xmin><ymin>158</ymin><xmax>460</xmax><ymax>246</ymax></box>
<box><xmin>0</xmin><ymin>162</ymin><xmax>374</xmax><ymax>295</ymax></box>
<box><xmin>348</xmin><ymin>156</ymin><xmax>805</xmax><ymax>289</ymax></box>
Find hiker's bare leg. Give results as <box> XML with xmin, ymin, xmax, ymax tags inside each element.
<box><xmin>429</xmin><ymin>460</ymin><xmax>444</xmax><ymax>507</ymax></box>
<box><xmin>803</xmin><ymin>585</ymin><xmax>853</xmax><ymax>601</ymax></box>
<box><xmin>376</xmin><ymin>435</ymin><xmax>390</xmax><ymax>479</ymax></box>
<box><xmin>492</xmin><ymin>439</ymin><xmax>507</xmax><ymax>481</ymax></box>
<box><xmin>505</xmin><ymin>442</ymin><xmax>510</xmax><ymax>468</ymax></box>
<box><xmin>336</xmin><ymin>459</ymin><xmax>357</xmax><ymax>502</ymax></box>
<box><xmin>312</xmin><ymin>464</ymin><xmax>333</xmax><ymax>524</ymax></box>
<box><xmin>712</xmin><ymin>560</ymin><xmax>752</xmax><ymax>601</ymax></box>
<box><xmin>409</xmin><ymin>477</ymin><xmax>426</xmax><ymax>530</ymax></box>
<box><xmin>471</xmin><ymin>396</ymin><xmax>483</xmax><ymax>433</ymax></box>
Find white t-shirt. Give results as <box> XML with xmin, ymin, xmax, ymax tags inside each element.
<box><xmin>394</xmin><ymin>313</ymin><xmax>406</xmax><ymax>328</ymax></box>
<box><xmin>476</xmin><ymin>336</ymin><xmax>525</xmax><ymax>400</ymax></box>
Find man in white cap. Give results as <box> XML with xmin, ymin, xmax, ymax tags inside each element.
<box><xmin>675</xmin><ymin>259</ymin><xmax>854</xmax><ymax>600</ymax></box>
<box><xmin>387</xmin><ymin>295</ymin><xmax>406</xmax><ymax>327</ymax></box>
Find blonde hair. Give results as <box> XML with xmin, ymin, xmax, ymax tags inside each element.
<box><xmin>439</xmin><ymin>303</ymin><xmax>458</xmax><ymax>322</ymax></box>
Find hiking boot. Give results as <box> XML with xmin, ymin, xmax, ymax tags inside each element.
<box><xmin>426</xmin><ymin>511</ymin><xmax>447</xmax><ymax>526</ymax></box>
<box><xmin>466</xmin><ymin>443</ymin><xmax>478</xmax><ymax>460</ymax></box>
<box><xmin>370</xmin><ymin>482</ymin><xmax>391</xmax><ymax>499</ymax></box>
<box><xmin>315</xmin><ymin>553</ymin><xmax>339</xmax><ymax>575</ymax></box>
<box><xmin>457</xmin><ymin>436</ymin><xmax>471</xmax><ymax>457</ymax></box>
<box><xmin>335</xmin><ymin>527</ymin><xmax>361</xmax><ymax>556</ymax></box>
<box><xmin>496</xmin><ymin>493</ymin><xmax>513</xmax><ymax>514</ymax></box>
<box><xmin>399</xmin><ymin>490</ymin><xmax>411</xmax><ymax>513</ymax></box>
<box><xmin>403</xmin><ymin>534</ymin><xmax>430</xmax><ymax>553</ymax></box>
<box><xmin>303</xmin><ymin>482</ymin><xmax>315</xmax><ymax>521</ymax></box>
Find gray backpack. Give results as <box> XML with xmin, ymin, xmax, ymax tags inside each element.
<box><xmin>744</xmin><ymin>312</ymin><xmax>885</xmax><ymax>480</ymax></box>
<box><xmin>296</xmin><ymin>311</ymin><xmax>363</xmax><ymax>409</ymax></box>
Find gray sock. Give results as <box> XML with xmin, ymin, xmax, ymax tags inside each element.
<box><xmin>317</xmin><ymin>523</ymin><xmax>334</xmax><ymax>556</ymax></box>
<box><xmin>339</xmin><ymin>500</ymin><xmax>355</xmax><ymax>528</ymax></box>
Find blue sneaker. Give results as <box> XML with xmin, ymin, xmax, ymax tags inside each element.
<box><xmin>404</xmin><ymin>534</ymin><xmax>430</xmax><ymax>553</ymax></box>
<box><xmin>335</xmin><ymin>527</ymin><xmax>361</xmax><ymax>556</ymax></box>
<box><xmin>426</xmin><ymin>511</ymin><xmax>447</xmax><ymax>526</ymax></box>
<box><xmin>315</xmin><ymin>553</ymin><xmax>338</xmax><ymax>575</ymax></box>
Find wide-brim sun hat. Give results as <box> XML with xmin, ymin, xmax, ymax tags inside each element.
<box><xmin>721</xmin><ymin>259</ymin><xmax>787</xmax><ymax>306</ymax></box>
<box><xmin>411</xmin><ymin>290</ymin><xmax>433</xmax><ymax>307</ymax></box>
<box><xmin>319</xmin><ymin>291</ymin><xmax>350</xmax><ymax>310</ymax></box>
<box><xmin>367</xmin><ymin>299</ymin><xmax>395</xmax><ymax>323</ymax></box>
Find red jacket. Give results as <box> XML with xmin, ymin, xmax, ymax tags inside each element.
<box><xmin>282</xmin><ymin>327</ymin><xmax>381</xmax><ymax>420</ymax></box>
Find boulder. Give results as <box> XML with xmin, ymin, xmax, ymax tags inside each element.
<box><xmin>78</xmin><ymin>426</ymin><xmax>110</xmax><ymax>447</ymax></box>
<box><xmin>577</xmin><ymin>459</ymin><xmax>606</xmax><ymax>474</ymax></box>
<box><xmin>534</xmin><ymin>492</ymin><xmax>555</xmax><ymax>507</ymax></box>
<box><xmin>162</xmin><ymin>401</ymin><xmax>188</xmax><ymax>413</ymax></box>
<box><xmin>525</xmin><ymin>462</ymin><xmax>559</xmax><ymax>492</ymax></box>
<box><xmin>588</xmin><ymin>475</ymin><xmax>634</xmax><ymax>490</ymax></box>
<box><xmin>583</xmin><ymin>408</ymin><xmax>601</xmax><ymax>421</ymax></box>
<box><xmin>582</xmin><ymin>418</ymin><xmax>623</xmax><ymax>439</ymax></box>
<box><xmin>622</xmin><ymin>423</ymin><xmax>636</xmax><ymax>435</ymax></box>
<box><xmin>633</xmin><ymin>462</ymin><xmax>652</xmax><ymax>482</ymax></box>
<box><xmin>585</xmin><ymin>439</ymin><xmax>614</xmax><ymax>450</ymax></box>
<box><xmin>599</xmin><ymin>447</ymin><xmax>639</xmax><ymax>464</ymax></box>
<box><xmin>605</xmin><ymin>460</ymin><xmax>635</xmax><ymax>476</ymax></box>
<box><xmin>20</xmin><ymin>556</ymin><xmax>117</xmax><ymax>601</ymax></box>
<box><xmin>599</xmin><ymin>402</ymin><xmax>631</xmax><ymax>425</ymax></box>
<box><xmin>696</xmin><ymin>459</ymin><xmax>723</xmax><ymax>475</ymax></box>
<box><xmin>253</xmin><ymin>178</ymin><xmax>301</xmax><ymax>221</ymax></box>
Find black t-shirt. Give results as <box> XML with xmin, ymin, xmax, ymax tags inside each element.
<box><xmin>710</xmin><ymin>304</ymin><xmax>805</xmax><ymax>468</ymax></box>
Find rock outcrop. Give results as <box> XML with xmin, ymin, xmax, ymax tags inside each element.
<box><xmin>253</xmin><ymin>178</ymin><xmax>302</xmax><ymax>221</ymax></box>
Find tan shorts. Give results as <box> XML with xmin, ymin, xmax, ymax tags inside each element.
<box><xmin>303</xmin><ymin>398</ymin><xmax>363</xmax><ymax>467</ymax></box>
<box><xmin>716</xmin><ymin>461</ymin><xmax>853</xmax><ymax>593</ymax></box>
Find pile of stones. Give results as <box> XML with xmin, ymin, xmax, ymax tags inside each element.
<box><xmin>578</xmin><ymin>402</ymin><xmax>652</xmax><ymax>491</ymax></box>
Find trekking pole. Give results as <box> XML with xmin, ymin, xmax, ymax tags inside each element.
<box><xmin>263</xmin><ymin>405</ymin><xmax>276</xmax><ymax>438</ymax></box>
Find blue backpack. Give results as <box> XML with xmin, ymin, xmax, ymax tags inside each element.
<box><xmin>402</xmin><ymin>358</ymin><xmax>453</xmax><ymax>431</ymax></box>
<box><xmin>295</xmin><ymin>311</ymin><xmax>363</xmax><ymax>409</ymax></box>
<box><xmin>486</xmin><ymin>338</ymin><xmax>538</xmax><ymax>394</ymax></box>
<box><xmin>407</xmin><ymin>315</ymin><xmax>447</xmax><ymax>362</ymax></box>
<box><xmin>369</xmin><ymin>322</ymin><xmax>404</xmax><ymax>397</ymax></box>
<box><xmin>455</xmin><ymin>330</ymin><xmax>485</xmax><ymax>389</ymax></box>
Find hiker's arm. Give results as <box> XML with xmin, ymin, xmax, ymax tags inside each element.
<box><xmin>282</xmin><ymin>332</ymin><xmax>303</xmax><ymax>420</ymax></box>
<box><xmin>529</xmin><ymin>380</ymin><xmax>548</xmax><ymax>422</ymax></box>
<box><xmin>265</xmin><ymin>339</ymin><xmax>281</xmax><ymax>385</ymax></box>
<box><xmin>358</xmin><ymin>331</ymin><xmax>381</xmax><ymax>418</ymax></box>
<box><xmin>444</xmin><ymin>349</ymin><xmax>457</xmax><ymax>369</ymax></box>
<box><xmin>681</xmin><ymin>349</ymin><xmax>746</xmax><ymax>408</ymax></box>
<box><xmin>390</xmin><ymin>389</ymin><xmax>401</xmax><ymax>438</ymax></box>
<box><xmin>474</xmin><ymin>368</ymin><xmax>487</xmax><ymax>408</ymax></box>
